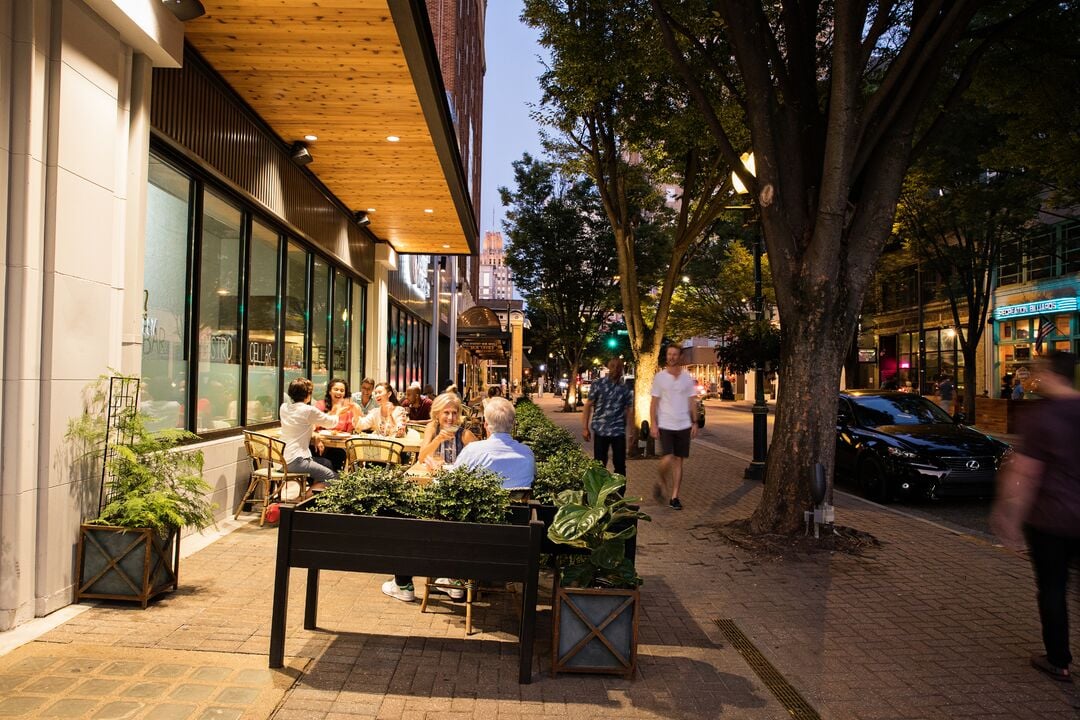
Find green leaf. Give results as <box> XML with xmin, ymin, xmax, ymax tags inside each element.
<box><xmin>590</xmin><ymin>537</ymin><xmax>625</xmax><ymax>570</ymax></box>
<box><xmin>548</xmin><ymin>504</ymin><xmax>605</xmax><ymax>545</ymax></box>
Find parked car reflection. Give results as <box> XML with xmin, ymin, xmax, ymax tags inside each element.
<box><xmin>835</xmin><ymin>391</ymin><xmax>1011</xmax><ymax>502</ymax></box>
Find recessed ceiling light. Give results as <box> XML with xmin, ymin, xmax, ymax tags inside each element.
<box><xmin>442</xmin><ymin>244</ymin><xmax>451</xmax><ymax>249</ymax></box>
<box><xmin>367</xmin><ymin>208</ymin><xmax>376</xmax><ymax>213</ymax></box>
<box><xmin>424</xmin><ymin>208</ymin><xmax>434</xmax><ymax>214</ymax></box>
<box><xmin>386</xmin><ymin>135</ymin><xmax>400</xmax><ymax>142</ymax></box>
<box><xmin>304</xmin><ymin>134</ymin><xmax>318</xmax><ymax>141</ymax></box>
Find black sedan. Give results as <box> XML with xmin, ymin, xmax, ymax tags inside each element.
<box><xmin>836</xmin><ymin>390</ymin><xmax>1011</xmax><ymax>501</ymax></box>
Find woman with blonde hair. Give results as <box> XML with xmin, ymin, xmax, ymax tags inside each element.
<box><xmin>418</xmin><ymin>392</ymin><xmax>477</xmax><ymax>465</ymax></box>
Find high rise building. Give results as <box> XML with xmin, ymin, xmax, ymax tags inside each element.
<box><xmin>479</xmin><ymin>231</ymin><xmax>515</xmax><ymax>300</ymax></box>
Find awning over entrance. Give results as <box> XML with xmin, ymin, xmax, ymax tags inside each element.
<box><xmin>186</xmin><ymin>0</ymin><xmax>477</xmax><ymax>256</ymax></box>
<box><xmin>457</xmin><ymin>306</ymin><xmax>507</xmax><ymax>360</ymax></box>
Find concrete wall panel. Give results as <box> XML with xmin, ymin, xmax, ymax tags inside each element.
<box><xmin>55</xmin><ymin>61</ymin><xmax>117</xmax><ymax>191</ymax></box>
<box><xmin>52</xmin><ymin>167</ymin><xmax>115</xmax><ymax>285</ymax></box>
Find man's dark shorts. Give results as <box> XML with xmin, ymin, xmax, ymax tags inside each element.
<box><xmin>658</xmin><ymin>428</ymin><xmax>691</xmax><ymax>458</ymax></box>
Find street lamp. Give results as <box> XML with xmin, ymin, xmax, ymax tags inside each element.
<box><xmin>732</xmin><ymin>152</ymin><xmax>768</xmax><ymax>481</ymax></box>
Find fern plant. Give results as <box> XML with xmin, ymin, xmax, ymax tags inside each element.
<box><xmin>67</xmin><ymin>375</ymin><xmax>214</xmax><ymax>535</ymax></box>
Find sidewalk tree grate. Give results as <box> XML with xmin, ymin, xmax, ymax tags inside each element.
<box><xmin>715</xmin><ymin>618</ymin><xmax>821</xmax><ymax>720</ymax></box>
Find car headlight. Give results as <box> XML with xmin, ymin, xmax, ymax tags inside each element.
<box><xmin>887</xmin><ymin>446</ymin><xmax>918</xmax><ymax>459</ymax></box>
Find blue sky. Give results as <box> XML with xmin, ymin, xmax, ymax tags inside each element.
<box><xmin>479</xmin><ymin>1</ymin><xmax>548</xmax><ymax>240</ymax></box>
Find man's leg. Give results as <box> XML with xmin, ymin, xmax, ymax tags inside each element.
<box><xmin>593</xmin><ymin>433</ymin><xmax>612</xmax><ymax>469</ymax></box>
<box><xmin>610</xmin><ymin>434</ymin><xmax>627</xmax><ymax>477</ymax></box>
<box><xmin>670</xmin><ymin>456</ymin><xmax>683</xmax><ymax>500</ymax></box>
<box><xmin>290</xmin><ymin>456</ymin><xmax>337</xmax><ymax>491</ymax></box>
<box><xmin>1026</xmin><ymin>525</ymin><xmax>1072</xmax><ymax>668</ymax></box>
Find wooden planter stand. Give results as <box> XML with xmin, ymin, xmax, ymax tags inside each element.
<box><xmin>269</xmin><ymin>500</ymin><xmax>544</xmax><ymax>683</ymax></box>
<box><xmin>74</xmin><ymin>524</ymin><xmax>179</xmax><ymax>607</ymax></box>
<box><xmin>552</xmin><ymin>580</ymin><xmax>639</xmax><ymax>678</ymax></box>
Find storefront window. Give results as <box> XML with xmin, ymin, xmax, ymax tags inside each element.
<box><xmin>144</xmin><ymin>149</ymin><xmax>367</xmax><ymax>435</ymax></box>
<box><xmin>197</xmin><ymin>192</ymin><xmax>244</xmax><ymax>431</ymax></box>
<box><xmin>283</xmin><ymin>242</ymin><xmax>309</xmax><ymax>394</ymax></box>
<box><xmin>142</xmin><ymin>158</ymin><xmax>190</xmax><ymax>431</ymax></box>
<box><xmin>246</xmin><ymin>221</ymin><xmax>280</xmax><ymax>423</ymax></box>
<box><xmin>332</xmin><ymin>269</ymin><xmax>350</xmax><ymax>378</ymax></box>
<box><xmin>311</xmin><ymin>258</ymin><xmax>330</xmax><ymax>395</ymax></box>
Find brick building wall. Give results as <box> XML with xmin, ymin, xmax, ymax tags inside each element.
<box><xmin>426</xmin><ymin>0</ymin><xmax>486</xmax><ymax>295</ymax></box>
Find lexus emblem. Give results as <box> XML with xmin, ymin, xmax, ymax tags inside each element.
<box><xmin>966</xmin><ymin>460</ymin><xmax>980</xmax><ymax>470</ymax></box>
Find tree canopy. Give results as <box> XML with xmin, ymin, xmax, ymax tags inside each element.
<box><xmin>500</xmin><ymin>154</ymin><xmax>620</xmax><ymax>410</ymax></box>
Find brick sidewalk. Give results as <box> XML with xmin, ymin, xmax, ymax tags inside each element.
<box><xmin>1</xmin><ymin>396</ymin><xmax>1077</xmax><ymax>719</ymax></box>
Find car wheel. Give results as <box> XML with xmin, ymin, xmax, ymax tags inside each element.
<box><xmin>859</xmin><ymin>457</ymin><xmax>892</xmax><ymax>504</ymax></box>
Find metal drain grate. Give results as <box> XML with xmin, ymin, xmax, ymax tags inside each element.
<box><xmin>715</xmin><ymin>618</ymin><xmax>822</xmax><ymax>720</ymax></box>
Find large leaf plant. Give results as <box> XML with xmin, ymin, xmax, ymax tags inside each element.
<box><xmin>548</xmin><ymin>467</ymin><xmax>650</xmax><ymax>588</ymax></box>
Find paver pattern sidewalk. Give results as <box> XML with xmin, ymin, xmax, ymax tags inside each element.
<box><xmin>0</xmin><ymin>394</ymin><xmax>1077</xmax><ymax>719</ymax></box>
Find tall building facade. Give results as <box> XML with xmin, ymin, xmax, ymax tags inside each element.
<box><xmin>479</xmin><ymin>231</ymin><xmax>514</xmax><ymax>300</ymax></box>
<box><xmin>0</xmin><ymin>0</ymin><xmax>484</xmax><ymax>631</ymax></box>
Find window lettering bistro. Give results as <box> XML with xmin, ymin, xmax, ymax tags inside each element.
<box><xmin>142</xmin><ymin>150</ymin><xmax>368</xmax><ymax>435</ymax></box>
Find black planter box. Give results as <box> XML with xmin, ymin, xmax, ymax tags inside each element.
<box><xmin>75</xmin><ymin>524</ymin><xmax>179</xmax><ymax>607</ymax></box>
<box><xmin>269</xmin><ymin>500</ymin><xmax>544</xmax><ymax>683</ymax></box>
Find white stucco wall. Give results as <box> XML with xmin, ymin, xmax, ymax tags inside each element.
<box><xmin>0</xmin><ymin>0</ymin><xmax>183</xmax><ymax>630</ymax></box>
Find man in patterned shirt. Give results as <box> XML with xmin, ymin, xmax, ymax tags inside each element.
<box><xmin>582</xmin><ymin>358</ymin><xmax>633</xmax><ymax>476</ymax></box>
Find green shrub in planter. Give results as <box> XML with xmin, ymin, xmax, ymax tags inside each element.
<box><xmin>533</xmin><ymin>449</ymin><xmax>602</xmax><ymax>505</ymax></box>
<box><xmin>311</xmin><ymin>465</ymin><xmax>422</xmax><ymax>517</ymax></box>
<box><xmin>309</xmin><ymin>465</ymin><xmax>510</xmax><ymax>525</ymax></box>
<box><xmin>422</xmin><ymin>467</ymin><xmax>510</xmax><ymax>524</ymax></box>
<box><xmin>528</xmin><ymin>424</ymin><xmax>579</xmax><ymax>460</ymax></box>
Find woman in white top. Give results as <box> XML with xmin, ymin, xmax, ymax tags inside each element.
<box><xmin>355</xmin><ymin>382</ymin><xmax>408</xmax><ymax>437</ymax></box>
<box><xmin>278</xmin><ymin>377</ymin><xmax>343</xmax><ymax>490</ymax></box>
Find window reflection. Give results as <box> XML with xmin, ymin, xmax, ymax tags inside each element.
<box><xmin>311</xmin><ymin>259</ymin><xmax>330</xmax><ymax>395</ymax></box>
<box><xmin>283</xmin><ymin>242</ymin><xmax>309</xmax><ymax>397</ymax></box>
<box><xmin>197</xmin><ymin>192</ymin><xmax>243</xmax><ymax>431</ymax></box>
<box><xmin>246</xmin><ymin>221</ymin><xmax>280</xmax><ymax>423</ymax></box>
<box><xmin>142</xmin><ymin>158</ymin><xmax>190</xmax><ymax>432</ymax></box>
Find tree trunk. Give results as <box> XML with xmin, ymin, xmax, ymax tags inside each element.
<box><xmin>749</xmin><ymin>313</ymin><xmax>848</xmax><ymax>535</ymax></box>
<box><xmin>961</xmin><ymin>347</ymin><xmax>979</xmax><ymax>424</ymax></box>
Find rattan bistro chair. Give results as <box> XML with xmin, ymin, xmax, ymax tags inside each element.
<box><xmin>236</xmin><ymin>431</ymin><xmax>309</xmax><ymax>526</ymax></box>
<box><xmin>344</xmin><ymin>437</ymin><xmax>404</xmax><ymax>471</ymax></box>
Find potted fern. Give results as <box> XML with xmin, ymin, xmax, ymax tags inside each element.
<box><xmin>548</xmin><ymin>467</ymin><xmax>650</xmax><ymax>678</ymax></box>
<box><xmin>69</xmin><ymin>376</ymin><xmax>214</xmax><ymax>607</ymax></box>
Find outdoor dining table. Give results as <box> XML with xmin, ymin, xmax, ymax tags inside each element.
<box><xmin>312</xmin><ymin>428</ymin><xmax>424</xmax><ymax>455</ymax></box>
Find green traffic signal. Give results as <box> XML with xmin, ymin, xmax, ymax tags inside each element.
<box><xmin>606</xmin><ymin>336</ymin><xmax>618</xmax><ymax>349</ymax></box>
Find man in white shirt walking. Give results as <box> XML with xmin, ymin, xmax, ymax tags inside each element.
<box><xmin>650</xmin><ymin>345</ymin><xmax>699</xmax><ymax>510</ymax></box>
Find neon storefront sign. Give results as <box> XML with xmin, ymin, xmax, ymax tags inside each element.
<box><xmin>994</xmin><ymin>297</ymin><xmax>1078</xmax><ymax>320</ymax></box>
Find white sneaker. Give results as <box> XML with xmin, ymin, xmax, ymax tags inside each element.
<box><xmin>432</xmin><ymin>578</ymin><xmax>465</xmax><ymax>600</ymax></box>
<box><xmin>381</xmin><ymin>579</ymin><xmax>415</xmax><ymax>602</ymax></box>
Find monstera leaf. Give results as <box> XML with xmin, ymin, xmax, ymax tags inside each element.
<box><xmin>549</xmin><ymin>503</ymin><xmax>606</xmax><ymax>547</ymax></box>
<box><xmin>583</xmin><ymin>467</ymin><xmax>624</xmax><ymax>507</ymax></box>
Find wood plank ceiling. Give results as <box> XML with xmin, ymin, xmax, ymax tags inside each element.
<box><xmin>186</xmin><ymin>0</ymin><xmax>473</xmax><ymax>255</ymax></box>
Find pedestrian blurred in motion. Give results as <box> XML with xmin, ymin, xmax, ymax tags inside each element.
<box><xmin>990</xmin><ymin>351</ymin><xmax>1080</xmax><ymax>683</ymax></box>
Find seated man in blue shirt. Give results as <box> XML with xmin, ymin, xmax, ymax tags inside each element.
<box><xmin>451</xmin><ymin>396</ymin><xmax>535</xmax><ymax>489</ymax></box>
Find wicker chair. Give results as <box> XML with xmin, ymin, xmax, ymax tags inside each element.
<box><xmin>236</xmin><ymin>431</ymin><xmax>309</xmax><ymax>526</ymax></box>
<box><xmin>344</xmin><ymin>437</ymin><xmax>404</xmax><ymax>471</ymax></box>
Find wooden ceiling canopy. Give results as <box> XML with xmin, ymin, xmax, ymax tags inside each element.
<box><xmin>186</xmin><ymin>0</ymin><xmax>477</xmax><ymax>256</ymax></box>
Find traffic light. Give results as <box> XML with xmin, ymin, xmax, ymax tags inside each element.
<box><xmin>606</xmin><ymin>335</ymin><xmax>619</xmax><ymax>350</ymax></box>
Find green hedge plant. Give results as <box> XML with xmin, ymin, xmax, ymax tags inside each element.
<box><xmin>533</xmin><ymin>449</ymin><xmax>603</xmax><ymax>505</ymax></box>
<box><xmin>311</xmin><ymin>465</ymin><xmax>422</xmax><ymax>517</ymax></box>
